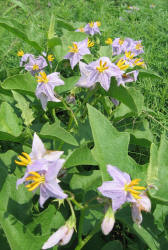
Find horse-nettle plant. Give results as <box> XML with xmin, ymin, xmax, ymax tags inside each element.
<box><xmin>0</xmin><ymin>15</ymin><xmax>167</xmax><ymax>250</ymax></box>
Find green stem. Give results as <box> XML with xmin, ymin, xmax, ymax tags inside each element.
<box><xmin>78</xmin><ymin>208</ymin><xmax>86</xmax><ymax>245</ymax></box>
<box><xmin>75</xmin><ymin>222</ymin><xmax>101</xmax><ymax>250</ymax></box>
<box><xmin>61</xmin><ymin>98</ymin><xmax>78</xmax><ymax>129</ymax></box>
<box><xmin>66</xmin><ymin>199</ymin><xmax>75</xmax><ymax>219</ymax></box>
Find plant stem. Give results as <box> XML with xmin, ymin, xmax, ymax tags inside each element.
<box><xmin>78</xmin><ymin>208</ymin><xmax>85</xmax><ymax>245</ymax></box>
<box><xmin>75</xmin><ymin>222</ymin><xmax>101</xmax><ymax>250</ymax></box>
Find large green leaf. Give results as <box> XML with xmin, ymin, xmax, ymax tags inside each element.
<box><xmin>87</xmin><ymin>104</ymin><xmax>139</xmax><ymax>181</ymax></box>
<box><xmin>12</xmin><ymin>91</ymin><xmax>34</xmax><ymax>127</ymax></box>
<box><xmin>2</xmin><ymin>73</ymin><xmax>37</xmax><ymax>94</ymax></box>
<box><xmin>99</xmin><ymin>46</ymin><xmax>112</xmax><ymax>58</ymax></box>
<box><xmin>40</xmin><ymin>122</ymin><xmax>78</xmax><ymax>146</ymax></box>
<box><xmin>147</xmin><ymin>136</ymin><xmax>168</xmax><ymax>204</ymax></box>
<box><xmin>0</xmin><ymin>18</ymin><xmax>42</xmax><ymax>51</ymax></box>
<box><xmin>65</xmin><ymin>145</ymin><xmax>97</xmax><ymax>168</ymax></box>
<box><xmin>0</xmin><ymin>102</ymin><xmax>22</xmax><ymax>141</ymax></box>
<box><xmin>102</xmin><ymin>241</ymin><xmax>123</xmax><ymax>250</ymax></box>
<box><xmin>55</xmin><ymin>76</ymin><xmax>80</xmax><ymax>94</ymax></box>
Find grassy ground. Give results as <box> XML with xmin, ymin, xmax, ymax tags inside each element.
<box><xmin>0</xmin><ymin>0</ymin><xmax>168</xmax><ymax>141</ymax></box>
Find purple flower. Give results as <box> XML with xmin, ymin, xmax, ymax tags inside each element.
<box><xmin>76</xmin><ymin>57</ymin><xmax>124</xmax><ymax>91</ymax></box>
<box><xmin>36</xmin><ymin>72</ymin><xmax>64</xmax><ymax>110</ymax></box>
<box><xmin>64</xmin><ymin>39</ymin><xmax>90</xmax><ymax>69</ymax></box>
<box><xmin>112</xmin><ymin>38</ymin><xmax>129</xmax><ymax>55</ymax></box>
<box><xmin>129</xmin><ymin>40</ymin><xmax>144</xmax><ymax>56</ymax></box>
<box><xmin>116</xmin><ymin>70</ymin><xmax>139</xmax><ymax>86</ymax></box>
<box><xmin>84</xmin><ymin>21</ymin><xmax>101</xmax><ymax>36</ymax></box>
<box><xmin>98</xmin><ymin>165</ymin><xmax>146</xmax><ymax>211</ymax></box>
<box><xmin>24</xmin><ymin>55</ymin><xmax>47</xmax><ymax>75</ymax></box>
<box><xmin>131</xmin><ymin>193</ymin><xmax>151</xmax><ymax>225</ymax></box>
<box><xmin>75</xmin><ymin>27</ymin><xmax>85</xmax><ymax>32</ymax></box>
<box><xmin>17</xmin><ymin>159</ymin><xmax>67</xmax><ymax>207</ymax></box>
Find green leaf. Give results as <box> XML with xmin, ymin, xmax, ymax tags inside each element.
<box><xmin>70</xmin><ymin>170</ymin><xmax>101</xmax><ymax>192</ymax></box>
<box><xmin>139</xmin><ymin>69</ymin><xmax>162</xmax><ymax>79</ymax></box>
<box><xmin>102</xmin><ymin>241</ymin><xmax>123</xmax><ymax>250</ymax></box>
<box><xmin>87</xmin><ymin>104</ymin><xmax>138</xmax><ymax>181</ymax></box>
<box><xmin>2</xmin><ymin>72</ymin><xmax>37</xmax><ymax>94</ymax></box>
<box><xmin>99</xmin><ymin>46</ymin><xmax>112</xmax><ymax>58</ymax></box>
<box><xmin>65</xmin><ymin>145</ymin><xmax>97</xmax><ymax>168</ymax></box>
<box><xmin>0</xmin><ymin>102</ymin><xmax>22</xmax><ymax>141</ymax></box>
<box><xmin>48</xmin><ymin>13</ymin><xmax>55</xmax><ymax>39</ymax></box>
<box><xmin>55</xmin><ymin>17</ymin><xmax>74</xmax><ymax>31</ymax></box>
<box><xmin>55</xmin><ymin>76</ymin><xmax>80</xmax><ymax>94</ymax></box>
<box><xmin>104</xmin><ymin>80</ymin><xmax>138</xmax><ymax>113</ymax></box>
<box><xmin>48</xmin><ymin>37</ymin><xmax>62</xmax><ymax>49</ymax></box>
<box><xmin>147</xmin><ymin>136</ymin><xmax>168</xmax><ymax>204</ymax></box>
<box><xmin>0</xmin><ymin>18</ymin><xmax>43</xmax><ymax>51</ymax></box>
<box><xmin>40</xmin><ymin>122</ymin><xmax>78</xmax><ymax>146</ymax></box>
<box><xmin>12</xmin><ymin>91</ymin><xmax>34</xmax><ymax>127</ymax></box>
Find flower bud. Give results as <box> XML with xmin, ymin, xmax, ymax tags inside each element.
<box><xmin>131</xmin><ymin>204</ymin><xmax>142</xmax><ymax>226</ymax></box>
<box><xmin>101</xmin><ymin>206</ymin><xmax>115</xmax><ymax>235</ymax></box>
<box><xmin>59</xmin><ymin>228</ymin><xmax>74</xmax><ymax>245</ymax></box>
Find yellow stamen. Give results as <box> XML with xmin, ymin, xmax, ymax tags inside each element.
<box><xmin>36</xmin><ymin>72</ymin><xmax>49</xmax><ymax>84</ymax></box>
<box><xmin>15</xmin><ymin>152</ymin><xmax>31</xmax><ymax>166</ymax></box>
<box><xmin>135</xmin><ymin>43</ymin><xmax>143</xmax><ymax>50</ymax></box>
<box><xmin>124</xmin><ymin>178</ymin><xmax>146</xmax><ymax>200</ymax></box>
<box><xmin>117</xmin><ymin>59</ymin><xmax>129</xmax><ymax>70</ymax></box>
<box><xmin>32</xmin><ymin>64</ymin><xmax>39</xmax><ymax>71</ymax></box>
<box><xmin>17</xmin><ymin>50</ymin><xmax>24</xmax><ymax>57</ymax></box>
<box><xmin>25</xmin><ymin>171</ymin><xmax>45</xmax><ymax>191</ymax></box>
<box><xmin>133</xmin><ymin>58</ymin><xmax>144</xmax><ymax>67</ymax></box>
<box><xmin>125</xmin><ymin>51</ymin><xmax>135</xmax><ymax>59</ymax></box>
<box><xmin>96</xmin><ymin>60</ymin><xmax>109</xmax><ymax>73</ymax></box>
<box><xmin>105</xmin><ymin>38</ymin><xmax>113</xmax><ymax>45</ymax></box>
<box><xmin>68</xmin><ymin>43</ymin><xmax>79</xmax><ymax>53</ymax></box>
<box><xmin>119</xmin><ymin>39</ymin><xmax>124</xmax><ymax>45</ymax></box>
<box><xmin>88</xmin><ymin>39</ymin><xmax>94</xmax><ymax>48</ymax></box>
<box><xmin>89</xmin><ymin>21</ymin><xmax>94</xmax><ymax>28</ymax></box>
<box><xmin>96</xmin><ymin>21</ymin><xmax>101</xmax><ymax>27</ymax></box>
<box><xmin>48</xmin><ymin>54</ymin><xmax>54</xmax><ymax>62</ymax></box>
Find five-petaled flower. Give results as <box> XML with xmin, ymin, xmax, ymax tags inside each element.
<box><xmin>35</xmin><ymin>71</ymin><xmax>64</xmax><ymax>110</ymax></box>
<box><xmin>84</xmin><ymin>21</ymin><xmax>101</xmax><ymax>36</ymax></box>
<box><xmin>98</xmin><ymin>165</ymin><xmax>146</xmax><ymax>211</ymax></box>
<box><xmin>76</xmin><ymin>57</ymin><xmax>123</xmax><ymax>91</ymax></box>
<box><xmin>24</xmin><ymin>55</ymin><xmax>47</xmax><ymax>75</ymax></box>
<box><xmin>16</xmin><ymin>133</ymin><xmax>67</xmax><ymax>207</ymax></box>
<box><xmin>64</xmin><ymin>39</ymin><xmax>90</xmax><ymax>69</ymax></box>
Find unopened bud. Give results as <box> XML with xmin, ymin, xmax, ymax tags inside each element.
<box><xmin>101</xmin><ymin>206</ymin><xmax>115</xmax><ymax>235</ymax></box>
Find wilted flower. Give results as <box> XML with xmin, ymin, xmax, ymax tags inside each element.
<box><xmin>75</xmin><ymin>27</ymin><xmax>85</xmax><ymax>32</ymax></box>
<box><xmin>35</xmin><ymin>72</ymin><xmax>64</xmax><ymax>110</ymax></box>
<box><xmin>101</xmin><ymin>206</ymin><xmax>115</xmax><ymax>235</ymax></box>
<box><xmin>76</xmin><ymin>57</ymin><xmax>124</xmax><ymax>91</ymax></box>
<box><xmin>42</xmin><ymin>216</ymin><xmax>75</xmax><ymax>249</ymax></box>
<box><xmin>98</xmin><ymin>165</ymin><xmax>146</xmax><ymax>211</ymax></box>
<box><xmin>24</xmin><ymin>55</ymin><xmax>47</xmax><ymax>75</ymax></box>
<box><xmin>64</xmin><ymin>39</ymin><xmax>90</xmax><ymax>69</ymax></box>
<box><xmin>84</xmin><ymin>21</ymin><xmax>101</xmax><ymax>36</ymax></box>
<box><xmin>17</xmin><ymin>50</ymin><xmax>32</xmax><ymax>67</ymax></box>
<box><xmin>116</xmin><ymin>70</ymin><xmax>139</xmax><ymax>86</ymax></box>
<box><xmin>131</xmin><ymin>193</ymin><xmax>151</xmax><ymax>225</ymax></box>
<box><xmin>105</xmin><ymin>38</ymin><xmax>113</xmax><ymax>45</ymax></box>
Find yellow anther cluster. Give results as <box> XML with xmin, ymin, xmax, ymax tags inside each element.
<box><xmin>117</xmin><ymin>59</ymin><xmax>129</xmax><ymax>70</ymax></box>
<box><xmin>135</xmin><ymin>43</ymin><xmax>143</xmax><ymax>50</ymax></box>
<box><xmin>17</xmin><ymin>50</ymin><xmax>24</xmax><ymax>57</ymax></box>
<box><xmin>25</xmin><ymin>171</ymin><xmax>45</xmax><ymax>191</ymax></box>
<box><xmin>15</xmin><ymin>152</ymin><xmax>31</xmax><ymax>166</ymax></box>
<box><xmin>89</xmin><ymin>21</ymin><xmax>94</xmax><ymax>28</ymax></box>
<box><xmin>119</xmin><ymin>39</ymin><xmax>124</xmax><ymax>45</ymax></box>
<box><xmin>105</xmin><ymin>38</ymin><xmax>113</xmax><ymax>45</ymax></box>
<box><xmin>48</xmin><ymin>54</ymin><xmax>54</xmax><ymax>62</ymax></box>
<box><xmin>68</xmin><ymin>43</ymin><xmax>79</xmax><ymax>53</ymax></box>
<box><xmin>88</xmin><ymin>39</ymin><xmax>94</xmax><ymax>48</ymax></box>
<box><xmin>125</xmin><ymin>51</ymin><xmax>135</xmax><ymax>60</ymax></box>
<box><xmin>96</xmin><ymin>21</ymin><xmax>101</xmax><ymax>27</ymax></box>
<box><xmin>133</xmin><ymin>58</ymin><xmax>144</xmax><ymax>67</ymax></box>
<box><xmin>32</xmin><ymin>64</ymin><xmax>39</xmax><ymax>71</ymax></box>
<box><xmin>124</xmin><ymin>179</ymin><xmax>146</xmax><ymax>200</ymax></box>
<box><xmin>96</xmin><ymin>60</ymin><xmax>109</xmax><ymax>73</ymax></box>
<box><xmin>37</xmin><ymin>72</ymin><xmax>49</xmax><ymax>84</ymax></box>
